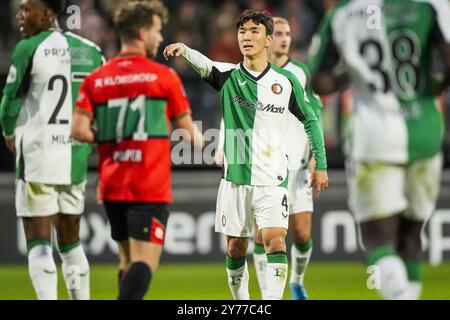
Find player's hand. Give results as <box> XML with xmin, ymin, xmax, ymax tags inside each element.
<box><xmin>4</xmin><ymin>136</ymin><xmax>15</xmax><ymax>154</ymax></box>
<box><xmin>310</xmin><ymin>170</ymin><xmax>328</xmax><ymax>198</ymax></box>
<box><xmin>163</xmin><ymin>43</ymin><xmax>186</xmax><ymax>60</ymax></box>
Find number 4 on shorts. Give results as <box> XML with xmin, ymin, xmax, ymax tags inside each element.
<box><xmin>282</xmin><ymin>194</ymin><xmax>288</xmax><ymax>211</ymax></box>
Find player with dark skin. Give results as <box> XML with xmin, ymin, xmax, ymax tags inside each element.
<box><xmin>8</xmin><ymin>0</ymin><xmax>80</xmax><ymax>269</ymax></box>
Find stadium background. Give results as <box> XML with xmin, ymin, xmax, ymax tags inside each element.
<box><xmin>0</xmin><ymin>0</ymin><xmax>449</xmax><ymax>299</ymax></box>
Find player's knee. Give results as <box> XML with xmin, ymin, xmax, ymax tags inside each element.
<box><xmin>293</xmin><ymin>231</ymin><xmax>311</xmax><ymax>246</ymax></box>
<box><xmin>264</xmin><ymin>236</ymin><xmax>286</xmax><ymax>253</ymax></box>
<box><xmin>55</xmin><ymin>216</ymin><xmax>81</xmax><ymax>246</ymax></box>
<box><xmin>254</xmin><ymin>230</ymin><xmax>263</xmax><ymax>245</ymax></box>
<box><xmin>227</xmin><ymin>239</ymin><xmax>247</xmax><ymax>258</ymax></box>
<box><xmin>57</xmin><ymin>234</ymin><xmax>80</xmax><ymax>247</ymax></box>
<box><xmin>397</xmin><ymin>219</ymin><xmax>423</xmax><ymax>259</ymax></box>
<box><xmin>397</xmin><ymin>234</ymin><xmax>422</xmax><ymax>259</ymax></box>
<box><xmin>290</xmin><ymin>223</ymin><xmax>311</xmax><ymax>245</ymax></box>
<box><xmin>227</xmin><ymin>245</ymin><xmax>247</xmax><ymax>258</ymax></box>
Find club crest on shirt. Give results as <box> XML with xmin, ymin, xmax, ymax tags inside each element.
<box><xmin>271</xmin><ymin>83</ymin><xmax>283</xmax><ymax>94</ymax></box>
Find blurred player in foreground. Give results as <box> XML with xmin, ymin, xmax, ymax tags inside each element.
<box><xmin>164</xmin><ymin>9</ymin><xmax>328</xmax><ymax>300</ymax></box>
<box><xmin>308</xmin><ymin>0</ymin><xmax>450</xmax><ymax>299</ymax></box>
<box><xmin>72</xmin><ymin>1</ymin><xmax>203</xmax><ymax>300</ymax></box>
<box><xmin>0</xmin><ymin>0</ymin><xmax>103</xmax><ymax>300</ymax></box>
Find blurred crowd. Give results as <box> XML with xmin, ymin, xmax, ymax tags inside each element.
<box><xmin>0</xmin><ymin>0</ymin><xmax>336</xmax><ymax>129</ymax></box>
<box><xmin>1</xmin><ymin>0</ymin><xmax>449</xmax><ymax>169</ymax></box>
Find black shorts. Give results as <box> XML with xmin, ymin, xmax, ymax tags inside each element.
<box><xmin>103</xmin><ymin>201</ymin><xmax>169</xmax><ymax>243</ymax></box>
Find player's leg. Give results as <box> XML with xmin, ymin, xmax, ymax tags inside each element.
<box><xmin>360</xmin><ymin>215</ymin><xmax>413</xmax><ymax>299</ymax></box>
<box><xmin>118</xmin><ymin>203</ymin><xmax>169</xmax><ymax>300</ymax></box>
<box><xmin>399</xmin><ymin>153</ymin><xmax>443</xmax><ymax>299</ymax></box>
<box><xmin>252</xmin><ymin>222</ymin><xmax>268</xmax><ymax>299</ymax></box>
<box><xmin>103</xmin><ymin>201</ymin><xmax>131</xmax><ymax>293</ymax></box>
<box><xmin>119</xmin><ymin>239</ymin><xmax>162</xmax><ymax>300</ymax></box>
<box><xmin>22</xmin><ymin>217</ymin><xmax>57</xmax><ymax>300</ymax></box>
<box><xmin>288</xmin><ymin>168</ymin><xmax>314</xmax><ymax>300</ymax></box>
<box><xmin>396</xmin><ymin>218</ymin><xmax>423</xmax><ymax>299</ymax></box>
<box><xmin>254</xmin><ymin>185</ymin><xmax>290</xmax><ymax>300</ymax></box>
<box><xmin>215</xmin><ymin>179</ymin><xmax>252</xmax><ymax>300</ymax></box>
<box><xmin>16</xmin><ymin>180</ymin><xmax>58</xmax><ymax>300</ymax></box>
<box><xmin>289</xmin><ymin>212</ymin><xmax>312</xmax><ymax>300</ymax></box>
<box><xmin>117</xmin><ymin>240</ymin><xmax>130</xmax><ymax>288</ymax></box>
<box><xmin>54</xmin><ymin>181</ymin><xmax>90</xmax><ymax>300</ymax></box>
<box><xmin>226</xmin><ymin>236</ymin><xmax>250</xmax><ymax>300</ymax></box>
<box><xmin>260</xmin><ymin>227</ymin><xmax>288</xmax><ymax>300</ymax></box>
<box><xmin>348</xmin><ymin>161</ymin><xmax>410</xmax><ymax>299</ymax></box>
<box><xmin>53</xmin><ymin>214</ymin><xmax>89</xmax><ymax>300</ymax></box>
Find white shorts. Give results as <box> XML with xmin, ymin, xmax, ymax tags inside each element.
<box><xmin>215</xmin><ymin>179</ymin><xmax>289</xmax><ymax>237</ymax></box>
<box><xmin>16</xmin><ymin>180</ymin><xmax>87</xmax><ymax>217</ymax></box>
<box><xmin>346</xmin><ymin>153</ymin><xmax>443</xmax><ymax>223</ymax></box>
<box><xmin>288</xmin><ymin>169</ymin><xmax>313</xmax><ymax>214</ymax></box>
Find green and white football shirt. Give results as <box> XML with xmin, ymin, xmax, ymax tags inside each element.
<box><xmin>308</xmin><ymin>0</ymin><xmax>450</xmax><ymax>163</ymax></box>
<box><xmin>0</xmin><ymin>30</ymin><xmax>104</xmax><ymax>184</ymax></box>
<box><xmin>283</xmin><ymin>59</ymin><xmax>323</xmax><ymax>171</ymax></box>
<box><xmin>183</xmin><ymin>47</ymin><xmax>327</xmax><ymax>186</ymax></box>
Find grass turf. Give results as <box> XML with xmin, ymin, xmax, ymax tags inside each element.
<box><xmin>0</xmin><ymin>262</ymin><xmax>449</xmax><ymax>300</ymax></box>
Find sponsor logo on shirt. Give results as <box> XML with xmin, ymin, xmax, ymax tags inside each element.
<box><xmin>260</xmin><ymin>104</ymin><xmax>285</xmax><ymax>114</ymax></box>
<box><xmin>44</xmin><ymin>47</ymin><xmax>95</xmax><ymax>66</ymax></box>
<box><xmin>232</xmin><ymin>96</ymin><xmax>285</xmax><ymax>114</ymax></box>
<box><xmin>94</xmin><ymin>73</ymin><xmax>158</xmax><ymax>87</ymax></box>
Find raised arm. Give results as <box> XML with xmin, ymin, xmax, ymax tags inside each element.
<box><xmin>164</xmin><ymin>43</ymin><xmax>236</xmax><ymax>91</ymax></box>
<box><xmin>164</xmin><ymin>43</ymin><xmax>215</xmax><ymax>78</ymax></box>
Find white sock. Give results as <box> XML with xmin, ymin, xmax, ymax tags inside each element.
<box><xmin>265</xmin><ymin>262</ymin><xmax>288</xmax><ymax>300</ymax></box>
<box><xmin>28</xmin><ymin>245</ymin><xmax>58</xmax><ymax>300</ymax></box>
<box><xmin>289</xmin><ymin>244</ymin><xmax>312</xmax><ymax>285</ymax></box>
<box><xmin>376</xmin><ymin>256</ymin><xmax>412</xmax><ymax>300</ymax></box>
<box><xmin>59</xmin><ymin>244</ymin><xmax>90</xmax><ymax>300</ymax></box>
<box><xmin>408</xmin><ymin>281</ymin><xmax>422</xmax><ymax>300</ymax></box>
<box><xmin>253</xmin><ymin>252</ymin><xmax>268</xmax><ymax>299</ymax></box>
<box><xmin>226</xmin><ymin>262</ymin><xmax>250</xmax><ymax>300</ymax></box>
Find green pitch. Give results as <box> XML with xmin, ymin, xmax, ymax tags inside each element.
<box><xmin>0</xmin><ymin>262</ymin><xmax>449</xmax><ymax>300</ymax></box>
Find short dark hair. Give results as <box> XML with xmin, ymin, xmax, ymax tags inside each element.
<box><xmin>40</xmin><ymin>0</ymin><xmax>66</xmax><ymax>15</ymax></box>
<box><xmin>114</xmin><ymin>0</ymin><xmax>168</xmax><ymax>41</ymax></box>
<box><xmin>236</xmin><ymin>9</ymin><xmax>273</xmax><ymax>36</ymax></box>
